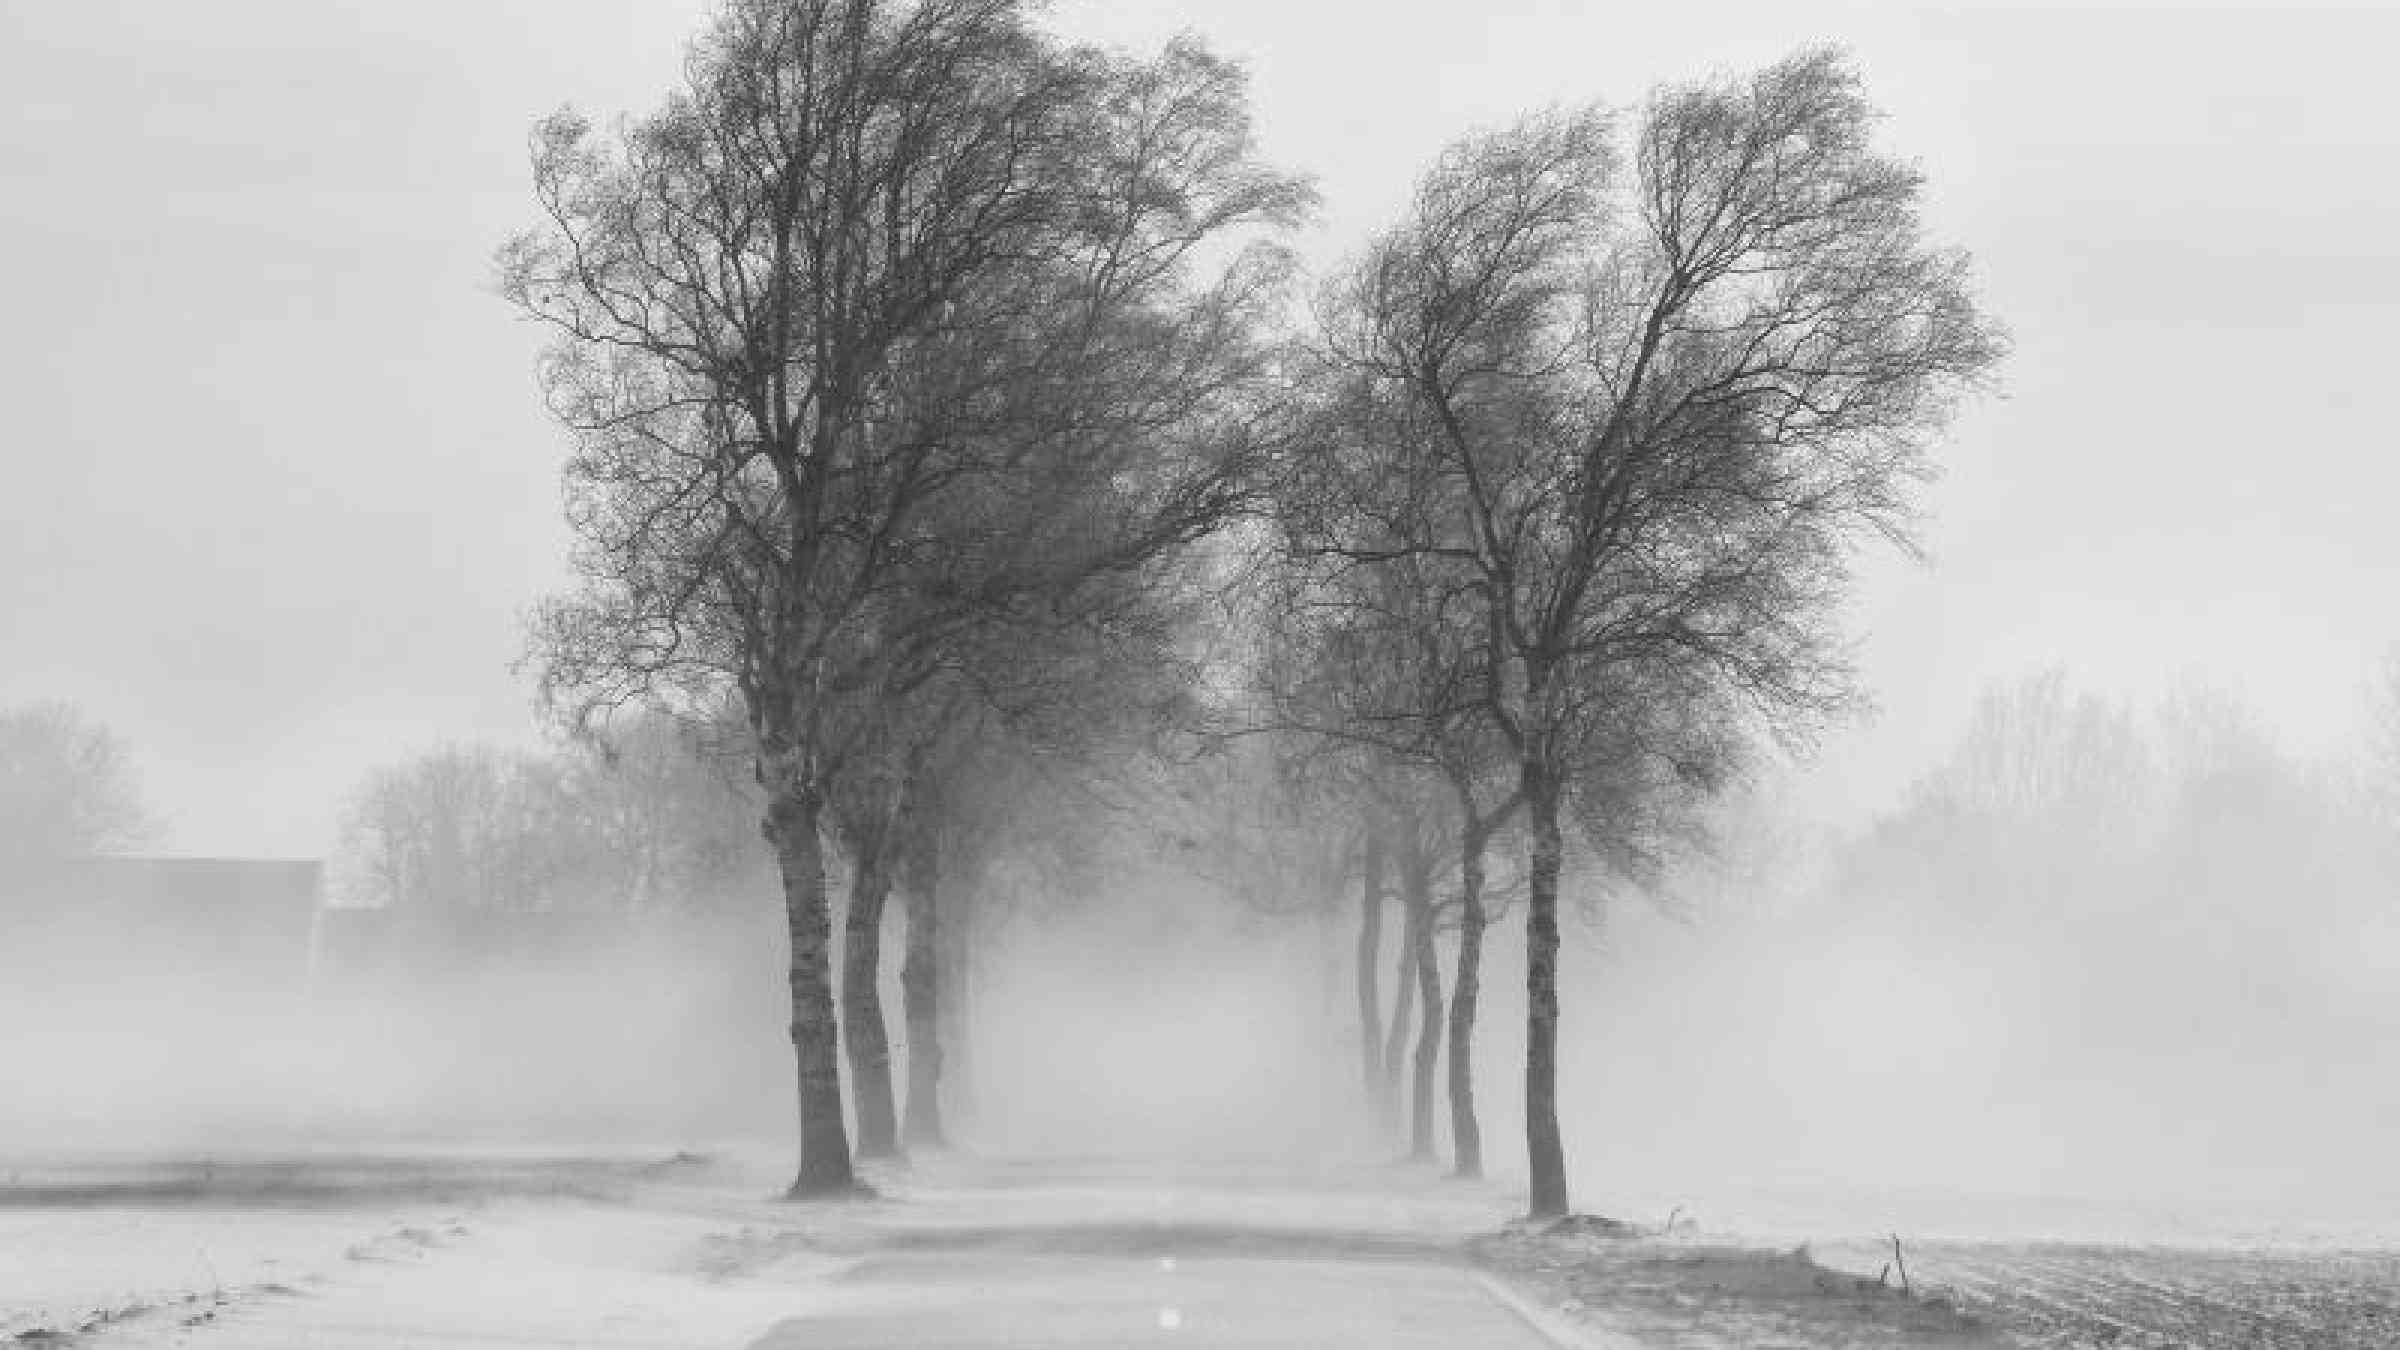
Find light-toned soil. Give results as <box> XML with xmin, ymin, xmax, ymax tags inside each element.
<box><xmin>1475</xmin><ymin>1225</ymin><xmax>2010</xmax><ymax>1348</ymax></box>
<box><xmin>4</xmin><ymin>1151</ymin><xmax>2394</xmax><ymax>1348</ymax></box>
<box><xmin>1854</xmin><ymin>1240</ymin><xmax>2400</xmax><ymax>1349</ymax></box>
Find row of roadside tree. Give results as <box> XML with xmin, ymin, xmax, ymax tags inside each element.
<box><xmin>491</xmin><ymin>0</ymin><xmax>2001</xmax><ymax>1215</ymax></box>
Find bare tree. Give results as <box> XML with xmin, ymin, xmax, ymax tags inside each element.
<box><xmin>826</xmin><ymin>700</ymin><xmax>949</xmax><ymax>1161</ymax></box>
<box><xmin>888</xmin><ymin>720</ymin><xmax>1079</xmax><ymax>1148</ymax></box>
<box><xmin>895</xmin><ymin>732</ymin><xmax>981</xmax><ymax>1150</ymax></box>
<box><xmin>1233</xmin><ymin>574</ymin><xmax>1423</xmax><ymax>1134</ymax></box>
<box><xmin>501</xmin><ymin>0</ymin><xmax>1307</xmax><ymax>1195</ymax></box>
<box><xmin>1376</xmin><ymin>811</ymin><xmax>1419</xmax><ymax>1125</ymax></box>
<box><xmin>1387</xmin><ymin>797</ymin><xmax>1449</xmax><ymax>1160</ymax></box>
<box><xmin>874</xmin><ymin>525</ymin><xmax>1224</xmax><ymax>1147</ymax></box>
<box><xmin>335</xmin><ymin>724</ymin><xmax>769</xmax><ymax>929</ymax></box>
<box><xmin>0</xmin><ymin>702</ymin><xmax>152</xmax><ymax>878</ymax></box>
<box><xmin>1355</xmin><ymin>818</ymin><xmax>1387</xmax><ymax>1113</ymax></box>
<box><xmin>337</xmin><ymin>746</ymin><xmax>587</xmax><ymax>918</ymax></box>
<box><xmin>1249</xmin><ymin>526</ymin><xmax>1490</xmax><ymax>1159</ymax></box>
<box><xmin>1312</xmin><ymin>50</ymin><xmax>2002</xmax><ymax>1217</ymax></box>
<box><xmin>1439</xmin><ymin>760</ymin><xmax>1513</xmax><ymax>1178</ymax></box>
<box><xmin>1266</xmin><ymin>421</ymin><xmax>1539</xmax><ymax>1171</ymax></box>
<box><xmin>576</xmin><ymin>706</ymin><xmax>773</xmax><ymax>915</ymax></box>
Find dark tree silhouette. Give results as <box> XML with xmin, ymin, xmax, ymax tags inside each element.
<box><xmin>502</xmin><ymin>0</ymin><xmax>1308</xmax><ymax>1196</ymax></box>
<box><xmin>1310</xmin><ymin>50</ymin><xmax>2003</xmax><ymax>1217</ymax></box>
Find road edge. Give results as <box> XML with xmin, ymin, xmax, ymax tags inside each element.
<box><xmin>1471</xmin><ymin>1270</ymin><xmax>1645</xmax><ymax>1350</ymax></box>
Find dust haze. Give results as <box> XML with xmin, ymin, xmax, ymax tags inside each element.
<box><xmin>9</xmin><ymin>679</ymin><xmax>2395</xmax><ymax>1240</ymax></box>
<box><xmin>5</xmin><ymin>2</ymin><xmax>2400</xmax><ymax>1346</ymax></box>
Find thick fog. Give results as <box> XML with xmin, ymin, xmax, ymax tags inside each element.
<box><xmin>0</xmin><ymin>900</ymin><xmax>775</xmax><ymax>1155</ymax></box>
<box><xmin>2</xmin><ymin>1</ymin><xmax>2398</xmax><ymax>1294</ymax></box>
<box><xmin>1429</xmin><ymin>675</ymin><xmax>2400</xmax><ymax>1244</ymax></box>
<box><xmin>0</xmin><ymin>856</ymin><xmax>1349</xmax><ymax>1164</ymax></box>
<box><xmin>961</xmin><ymin>880</ymin><xmax>1355</xmax><ymax>1162</ymax></box>
<box><xmin>9</xmin><ymin>662</ymin><xmax>2396</xmax><ymax>1253</ymax></box>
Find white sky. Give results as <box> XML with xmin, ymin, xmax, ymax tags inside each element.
<box><xmin>2</xmin><ymin>2</ymin><xmax>2395</xmax><ymax>856</ymax></box>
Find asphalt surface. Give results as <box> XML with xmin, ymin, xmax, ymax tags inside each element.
<box><xmin>745</xmin><ymin>1246</ymin><xmax>1565</xmax><ymax>1348</ymax></box>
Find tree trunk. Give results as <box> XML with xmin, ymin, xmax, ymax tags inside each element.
<box><xmin>840</xmin><ymin>815</ymin><xmax>901</xmax><ymax>1160</ymax></box>
<box><xmin>936</xmin><ymin>868</ymin><xmax>974</xmax><ymax>1134</ymax></box>
<box><xmin>1522</xmin><ymin>760</ymin><xmax>1569</xmax><ymax>1220</ymax></box>
<box><xmin>900</xmin><ymin>834</ymin><xmax>944</xmax><ymax>1150</ymax></box>
<box><xmin>1354</xmin><ymin>828</ymin><xmax>1386</xmax><ymax>1110</ymax></box>
<box><xmin>763</xmin><ymin>785</ymin><xmax>855</xmax><ymax>1198</ymax></box>
<box><xmin>1381</xmin><ymin>897</ymin><xmax>1416</xmax><ymax>1122</ymax></box>
<box><xmin>1447</xmin><ymin>817</ymin><xmax>1490</xmax><ymax>1180</ymax></box>
<box><xmin>1408</xmin><ymin>860</ymin><xmax>1443</xmax><ymax>1162</ymax></box>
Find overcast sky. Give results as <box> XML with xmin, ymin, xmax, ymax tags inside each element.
<box><xmin>2</xmin><ymin>1</ymin><xmax>2394</xmax><ymax>856</ymax></box>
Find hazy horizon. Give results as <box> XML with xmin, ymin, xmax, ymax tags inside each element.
<box><xmin>5</xmin><ymin>8</ymin><xmax>2396</xmax><ymax>1347</ymax></box>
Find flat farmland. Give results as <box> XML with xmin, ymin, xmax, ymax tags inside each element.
<box><xmin>1830</xmin><ymin>1239</ymin><xmax>2400</xmax><ymax>1348</ymax></box>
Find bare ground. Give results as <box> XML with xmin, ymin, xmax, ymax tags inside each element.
<box><xmin>1475</xmin><ymin>1224</ymin><xmax>2011</xmax><ymax>1348</ymax></box>
<box><xmin>1479</xmin><ymin>1220</ymin><xmax>2400</xmax><ymax>1349</ymax></box>
<box><xmin>1830</xmin><ymin>1239</ymin><xmax>2400</xmax><ymax>1349</ymax></box>
<box><xmin>3</xmin><ymin>1152</ymin><xmax>2395</xmax><ymax>1348</ymax></box>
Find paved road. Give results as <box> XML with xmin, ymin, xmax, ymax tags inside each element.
<box><xmin>745</xmin><ymin>1245</ymin><xmax>1565</xmax><ymax>1348</ymax></box>
<box><xmin>728</xmin><ymin>1156</ymin><xmax>1582</xmax><ymax>1348</ymax></box>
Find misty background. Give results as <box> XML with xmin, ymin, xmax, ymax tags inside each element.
<box><xmin>3</xmin><ymin>0</ymin><xmax>2397</xmax><ymax>1247</ymax></box>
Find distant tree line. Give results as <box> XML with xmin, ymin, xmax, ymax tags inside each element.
<box><xmin>1833</xmin><ymin>671</ymin><xmax>2400</xmax><ymax>1061</ymax></box>
<box><xmin>334</xmin><ymin>713</ymin><xmax>769</xmax><ymax>921</ymax></box>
